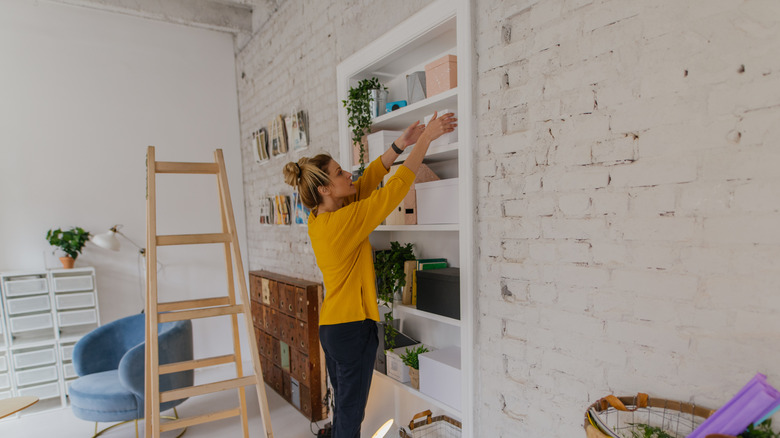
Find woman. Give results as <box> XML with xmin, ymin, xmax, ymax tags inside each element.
<box><xmin>283</xmin><ymin>112</ymin><xmax>457</xmax><ymax>438</ymax></box>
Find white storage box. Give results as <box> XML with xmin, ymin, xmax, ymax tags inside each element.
<box><xmin>18</xmin><ymin>381</ymin><xmax>60</xmax><ymax>399</ymax></box>
<box><xmin>53</xmin><ymin>275</ymin><xmax>93</xmax><ymax>293</ymax></box>
<box><xmin>386</xmin><ymin>343</ymin><xmax>424</xmax><ymax>384</ymax></box>
<box><xmin>10</xmin><ymin>313</ymin><xmax>54</xmax><ymax>333</ymax></box>
<box><xmin>63</xmin><ymin>363</ymin><xmax>77</xmax><ymax>379</ymax></box>
<box><xmin>0</xmin><ymin>373</ymin><xmax>9</xmax><ymax>390</ymax></box>
<box><xmin>419</xmin><ymin>346</ymin><xmax>461</xmax><ymax>411</ymax></box>
<box><xmin>13</xmin><ymin>347</ymin><xmax>56</xmax><ymax>369</ymax></box>
<box><xmin>58</xmin><ymin>308</ymin><xmax>97</xmax><ymax>327</ymax></box>
<box><xmin>424</xmin><ymin>108</ymin><xmax>458</xmax><ymax>148</ymax></box>
<box><xmin>367</xmin><ymin>130</ymin><xmax>402</xmax><ymax>162</ymax></box>
<box><xmin>60</xmin><ymin>344</ymin><xmax>75</xmax><ymax>362</ymax></box>
<box><xmin>7</xmin><ymin>295</ymin><xmax>51</xmax><ymax>315</ymax></box>
<box><xmin>15</xmin><ymin>365</ymin><xmax>58</xmax><ymax>386</ymax></box>
<box><xmin>55</xmin><ymin>292</ymin><xmax>95</xmax><ymax>310</ymax></box>
<box><xmin>415</xmin><ymin>178</ymin><xmax>459</xmax><ymax>224</ymax></box>
<box><xmin>4</xmin><ymin>278</ymin><xmax>48</xmax><ymax>297</ymax></box>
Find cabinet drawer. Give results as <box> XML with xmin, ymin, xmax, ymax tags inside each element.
<box><xmin>18</xmin><ymin>381</ymin><xmax>60</xmax><ymax>399</ymax></box>
<box><xmin>261</xmin><ymin>278</ymin><xmax>271</xmax><ymax>305</ymax></box>
<box><xmin>9</xmin><ymin>313</ymin><xmax>54</xmax><ymax>333</ymax></box>
<box><xmin>53</xmin><ymin>275</ymin><xmax>93</xmax><ymax>293</ymax></box>
<box><xmin>63</xmin><ymin>363</ymin><xmax>77</xmax><ymax>379</ymax></box>
<box><xmin>57</xmin><ymin>308</ymin><xmax>97</xmax><ymax>327</ymax></box>
<box><xmin>16</xmin><ymin>365</ymin><xmax>58</xmax><ymax>386</ymax></box>
<box><xmin>0</xmin><ymin>355</ymin><xmax>6</xmax><ymax>372</ymax></box>
<box><xmin>3</xmin><ymin>278</ymin><xmax>48</xmax><ymax>297</ymax></box>
<box><xmin>7</xmin><ymin>295</ymin><xmax>51</xmax><ymax>315</ymax></box>
<box><xmin>13</xmin><ymin>347</ymin><xmax>56</xmax><ymax>369</ymax></box>
<box><xmin>0</xmin><ymin>390</ymin><xmax>11</xmax><ymax>400</ymax></box>
<box><xmin>55</xmin><ymin>292</ymin><xmax>95</xmax><ymax>310</ymax></box>
<box><xmin>60</xmin><ymin>344</ymin><xmax>75</xmax><ymax>362</ymax></box>
<box><xmin>0</xmin><ymin>373</ymin><xmax>9</xmax><ymax>390</ymax></box>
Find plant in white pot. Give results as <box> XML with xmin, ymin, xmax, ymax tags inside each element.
<box><xmin>46</xmin><ymin>226</ymin><xmax>90</xmax><ymax>269</ymax></box>
<box><xmin>400</xmin><ymin>345</ymin><xmax>428</xmax><ymax>390</ymax></box>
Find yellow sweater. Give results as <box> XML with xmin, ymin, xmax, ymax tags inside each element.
<box><xmin>308</xmin><ymin>158</ymin><xmax>416</xmax><ymax>326</ymax></box>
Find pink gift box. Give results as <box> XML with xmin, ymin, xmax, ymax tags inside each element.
<box><xmin>425</xmin><ymin>54</ymin><xmax>457</xmax><ymax>97</ymax></box>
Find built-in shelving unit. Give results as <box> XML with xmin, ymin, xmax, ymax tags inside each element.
<box><xmin>0</xmin><ymin>267</ymin><xmax>100</xmax><ymax>417</ymax></box>
<box><xmin>337</xmin><ymin>1</ymin><xmax>474</xmax><ymax>436</ymax></box>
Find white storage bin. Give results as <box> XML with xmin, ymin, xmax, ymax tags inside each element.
<box><xmin>63</xmin><ymin>363</ymin><xmax>77</xmax><ymax>379</ymax></box>
<box><xmin>53</xmin><ymin>275</ymin><xmax>93</xmax><ymax>293</ymax></box>
<box><xmin>13</xmin><ymin>347</ymin><xmax>56</xmax><ymax>369</ymax></box>
<box><xmin>7</xmin><ymin>295</ymin><xmax>51</xmax><ymax>315</ymax></box>
<box><xmin>367</xmin><ymin>130</ymin><xmax>402</xmax><ymax>162</ymax></box>
<box><xmin>9</xmin><ymin>312</ymin><xmax>54</xmax><ymax>333</ymax></box>
<box><xmin>58</xmin><ymin>309</ymin><xmax>97</xmax><ymax>327</ymax></box>
<box><xmin>60</xmin><ymin>344</ymin><xmax>75</xmax><ymax>362</ymax></box>
<box><xmin>419</xmin><ymin>346</ymin><xmax>461</xmax><ymax>411</ymax></box>
<box><xmin>0</xmin><ymin>373</ymin><xmax>9</xmax><ymax>389</ymax></box>
<box><xmin>0</xmin><ymin>355</ymin><xmax>6</xmax><ymax>372</ymax></box>
<box><xmin>386</xmin><ymin>343</ymin><xmax>424</xmax><ymax>384</ymax></box>
<box><xmin>415</xmin><ymin>178</ymin><xmax>459</xmax><ymax>224</ymax></box>
<box><xmin>15</xmin><ymin>365</ymin><xmax>58</xmax><ymax>386</ymax></box>
<box><xmin>4</xmin><ymin>278</ymin><xmax>48</xmax><ymax>297</ymax></box>
<box><xmin>55</xmin><ymin>292</ymin><xmax>95</xmax><ymax>310</ymax></box>
<box><xmin>424</xmin><ymin>108</ymin><xmax>458</xmax><ymax>148</ymax></box>
<box><xmin>18</xmin><ymin>381</ymin><xmax>60</xmax><ymax>399</ymax></box>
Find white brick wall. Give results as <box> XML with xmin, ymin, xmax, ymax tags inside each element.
<box><xmin>476</xmin><ymin>0</ymin><xmax>780</xmax><ymax>436</ymax></box>
<box><xmin>237</xmin><ymin>0</ymin><xmax>780</xmax><ymax>436</ymax></box>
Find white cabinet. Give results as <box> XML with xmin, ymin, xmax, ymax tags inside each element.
<box><xmin>0</xmin><ymin>267</ymin><xmax>101</xmax><ymax>415</ymax></box>
<box><xmin>336</xmin><ymin>1</ymin><xmax>474</xmax><ymax>436</ymax></box>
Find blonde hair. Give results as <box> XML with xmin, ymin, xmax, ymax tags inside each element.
<box><xmin>283</xmin><ymin>154</ymin><xmax>333</xmax><ymax>210</ymax></box>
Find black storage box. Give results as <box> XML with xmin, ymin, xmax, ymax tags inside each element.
<box><xmin>416</xmin><ymin>267</ymin><xmax>460</xmax><ymax>320</ymax></box>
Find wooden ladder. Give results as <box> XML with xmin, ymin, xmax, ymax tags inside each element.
<box><xmin>144</xmin><ymin>146</ymin><xmax>273</xmax><ymax>438</ymax></box>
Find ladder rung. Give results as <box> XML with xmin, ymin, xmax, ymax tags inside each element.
<box><xmin>161</xmin><ymin>376</ymin><xmax>257</xmax><ymax>403</ymax></box>
<box><xmin>159</xmin><ymin>354</ymin><xmax>236</xmax><ymax>375</ymax></box>
<box><xmin>158</xmin><ymin>297</ymin><xmax>231</xmax><ymax>312</ymax></box>
<box><xmin>156</xmin><ymin>233</ymin><xmax>231</xmax><ymax>246</ymax></box>
<box><xmin>158</xmin><ymin>305</ymin><xmax>244</xmax><ymax>323</ymax></box>
<box><xmin>159</xmin><ymin>407</ymin><xmax>241</xmax><ymax>433</ymax></box>
<box><xmin>155</xmin><ymin>161</ymin><xmax>219</xmax><ymax>174</ymax></box>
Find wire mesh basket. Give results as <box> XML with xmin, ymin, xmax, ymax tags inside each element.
<box><xmin>399</xmin><ymin>410</ymin><xmax>461</xmax><ymax>438</ymax></box>
<box><xmin>584</xmin><ymin>393</ymin><xmax>715</xmax><ymax>438</ymax></box>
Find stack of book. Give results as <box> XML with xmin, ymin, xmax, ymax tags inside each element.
<box><xmin>402</xmin><ymin>258</ymin><xmax>448</xmax><ymax>306</ymax></box>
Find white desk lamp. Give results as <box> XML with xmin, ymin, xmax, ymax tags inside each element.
<box><xmin>91</xmin><ymin>225</ymin><xmax>153</xmax><ymax>312</ymax></box>
<box><xmin>372</xmin><ymin>419</ymin><xmax>393</xmax><ymax>438</ymax></box>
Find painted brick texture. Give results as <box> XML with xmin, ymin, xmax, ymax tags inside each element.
<box><xmin>477</xmin><ymin>0</ymin><xmax>780</xmax><ymax>436</ymax></box>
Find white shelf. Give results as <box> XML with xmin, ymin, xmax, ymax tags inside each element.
<box><xmin>373</xmin><ymin>369</ymin><xmax>462</xmax><ymax>418</ymax></box>
<box><xmin>394</xmin><ymin>303</ymin><xmax>461</xmax><ymax>327</ymax></box>
<box><xmin>375</xmin><ymin>224</ymin><xmax>458</xmax><ymax>232</ymax></box>
<box><xmin>371</xmin><ymin>87</ymin><xmax>457</xmax><ymax>132</ymax></box>
<box><xmin>351</xmin><ymin>141</ymin><xmax>458</xmax><ymax>173</ymax></box>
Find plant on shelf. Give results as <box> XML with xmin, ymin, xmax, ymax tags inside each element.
<box><xmin>400</xmin><ymin>345</ymin><xmax>429</xmax><ymax>390</ymax></box>
<box><xmin>46</xmin><ymin>226</ymin><xmax>90</xmax><ymax>269</ymax></box>
<box><xmin>374</xmin><ymin>241</ymin><xmax>414</xmax><ymax>350</ymax></box>
<box><xmin>342</xmin><ymin>77</ymin><xmax>385</xmax><ymax>173</ymax></box>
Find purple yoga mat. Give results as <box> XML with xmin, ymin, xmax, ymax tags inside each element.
<box><xmin>687</xmin><ymin>373</ymin><xmax>780</xmax><ymax>438</ymax></box>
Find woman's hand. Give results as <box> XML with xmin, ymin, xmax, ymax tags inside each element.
<box><xmin>395</xmin><ymin>121</ymin><xmax>426</xmax><ymax>149</ymax></box>
<box><xmin>419</xmin><ymin>112</ymin><xmax>458</xmax><ymax>143</ymax></box>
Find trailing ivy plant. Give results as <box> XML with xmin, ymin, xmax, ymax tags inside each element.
<box><xmin>342</xmin><ymin>77</ymin><xmax>385</xmax><ymax>173</ymax></box>
<box><xmin>374</xmin><ymin>241</ymin><xmax>414</xmax><ymax>350</ymax></box>
<box><xmin>46</xmin><ymin>227</ymin><xmax>90</xmax><ymax>260</ymax></box>
<box><xmin>740</xmin><ymin>419</ymin><xmax>780</xmax><ymax>438</ymax></box>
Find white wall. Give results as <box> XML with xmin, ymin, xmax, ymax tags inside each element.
<box><xmin>0</xmin><ymin>0</ymin><xmax>249</xmax><ymax>359</ymax></box>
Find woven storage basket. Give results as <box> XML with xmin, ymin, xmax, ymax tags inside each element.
<box><xmin>399</xmin><ymin>410</ymin><xmax>461</xmax><ymax>438</ymax></box>
<box><xmin>584</xmin><ymin>393</ymin><xmax>714</xmax><ymax>438</ymax></box>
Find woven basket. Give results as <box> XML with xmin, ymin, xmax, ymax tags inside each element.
<box><xmin>399</xmin><ymin>410</ymin><xmax>461</xmax><ymax>438</ymax></box>
<box><xmin>584</xmin><ymin>393</ymin><xmax>715</xmax><ymax>438</ymax></box>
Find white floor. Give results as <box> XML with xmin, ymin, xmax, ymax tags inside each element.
<box><xmin>0</xmin><ymin>366</ymin><xmax>328</xmax><ymax>438</ymax></box>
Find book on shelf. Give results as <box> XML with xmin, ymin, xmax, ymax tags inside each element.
<box><xmin>402</xmin><ymin>260</ymin><xmax>416</xmax><ymax>305</ymax></box>
<box><xmin>417</xmin><ymin>258</ymin><xmax>448</xmax><ymax>270</ymax></box>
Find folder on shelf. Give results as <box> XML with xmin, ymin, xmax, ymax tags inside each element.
<box><xmin>383</xmin><ymin>163</ymin><xmax>439</xmax><ymax>225</ymax></box>
<box><xmin>402</xmin><ymin>260</ymin><xmax>416</xmax><ymax>305</ymax></box>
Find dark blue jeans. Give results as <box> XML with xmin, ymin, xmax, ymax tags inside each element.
<box><xmin>319</xmin><ymin>319</ymin><xmax>378</xmax><ymax>438</ymax></box>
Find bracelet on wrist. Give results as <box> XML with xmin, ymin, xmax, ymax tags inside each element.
<box><xmin>391</xmin><ymin>141</ymin><xmax>403</xmax><ymax>154</ymax></box>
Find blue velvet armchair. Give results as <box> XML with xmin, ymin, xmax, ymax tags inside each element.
<box><xmin>69</xmin><ymin>313</ymin><xmax>193</xmax><ymax>435</ymax></box>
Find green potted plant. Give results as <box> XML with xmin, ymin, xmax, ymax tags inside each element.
<box><xmin>374</xmin><ymin>241</ymin><xmax>414</xmax><ymax>350</ymax></box>
<box><xmin>46</xmin><ymin>226</ymin><xmax>90</xmax><ymax>269</ymax></box>
<box><xmin>400</xmin><ymin>345</ymin><xmax>429</xmax><ymax>390</ymax></box>
<box><xmin>342</xmin><ymin>77</ymin><xmax>386</xmax><ymax>173</ymax></box>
